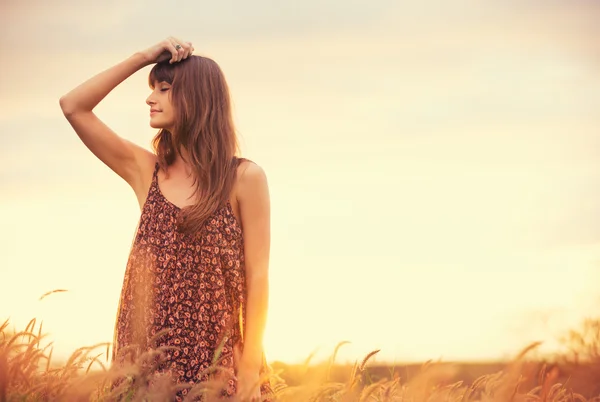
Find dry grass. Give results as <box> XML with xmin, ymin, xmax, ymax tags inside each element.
<box><xmin>1</xmin><ymin>317</ymin><xmax>600</xmax><ymax>401</ymax></box>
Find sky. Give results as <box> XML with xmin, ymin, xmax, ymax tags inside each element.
<box><xmin>1</xmin><ymin>0</ymin><xmax>600</xmax><ymax>365</ymax></box>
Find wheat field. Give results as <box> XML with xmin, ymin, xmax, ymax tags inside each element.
<box><xmin>1</xmin><ymin>313</ymin><xmax>599</xmax><ymax>402</ymax></box>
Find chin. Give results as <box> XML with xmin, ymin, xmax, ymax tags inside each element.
<box><xmin>149</xmin><ymin>119</ymin><xmax>170</xmax><ymax>129</ymax></box>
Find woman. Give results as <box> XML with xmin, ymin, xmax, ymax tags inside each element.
<box><xmin>59</xmin><ymin>37</ymin><xmax>271</xmax><ymax>401</ymax></box>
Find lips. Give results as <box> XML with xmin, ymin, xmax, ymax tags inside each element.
<box><xmin>150</xmin><ymin>110</ymin><xmax>161</xmax><ymax>116</ymax></box>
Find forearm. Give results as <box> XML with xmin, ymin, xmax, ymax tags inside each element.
<box><xmin>60</xmin><ymin>52</ymin><xmax>150</xmax><ymax>115</ymax></box>
<box><xmin>241</xmin><ymin>273</ymin><xmax>269</xmax><ymax>371</ymax></box>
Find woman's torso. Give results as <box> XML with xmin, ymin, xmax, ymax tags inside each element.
<box><xmin>112</xmin><ymin>158</ymin><xmax>254</xmax><ymax>398</ymax></box>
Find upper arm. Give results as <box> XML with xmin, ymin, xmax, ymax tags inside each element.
<box><xmin>237</xmin><ymin>162</ymin><xmax>271</xmax><ymax>279</ymax></box>
<box><xmin>60</xmin><ymin>105</ymin><xmax>155</xmax><ymax>196</ymax></box>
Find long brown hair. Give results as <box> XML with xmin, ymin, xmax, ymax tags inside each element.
<box><xmin>148</xmin><ymin>56</ymin><xmax>240</xmax><ymax>235</ymax></box>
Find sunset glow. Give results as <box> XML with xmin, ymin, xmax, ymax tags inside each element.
<box><xmin>2</xmin><ymin>0</ymin><xmax>599</xmax><ymax>367</ymax></box>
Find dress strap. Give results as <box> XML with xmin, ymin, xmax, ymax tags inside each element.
<box><xmin>153</xmin><ymin>162</ymin><xmax>160</xmax><ymax>181</ymax></box>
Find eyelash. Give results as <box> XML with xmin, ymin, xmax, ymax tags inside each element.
<box><xmin>160</xmin><ymin>88</ymin><xmax>170</xmax><ymax>92</ymax></box>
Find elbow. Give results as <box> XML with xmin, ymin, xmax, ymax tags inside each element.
<box><xmin>59</xmin><ymin>95</ymin><xmax>83</xmax><ymax>118</ymax></box>
<box><xmin>59</xmin><ymin>95</ymin><xmax>75</xmax><ymax>117</ymax></box>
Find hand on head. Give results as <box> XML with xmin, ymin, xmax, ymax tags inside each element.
<box><xmin>141</xmin><ymin>36</ymin><xmax>195</xmax><ymax>65</ymax></box>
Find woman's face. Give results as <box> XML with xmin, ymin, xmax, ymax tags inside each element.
<box><xmin>146</xmin><ymin>81</ymin><xmax>175</xmax><ymax>131</ymax></box>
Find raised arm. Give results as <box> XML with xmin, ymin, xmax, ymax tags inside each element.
<box><xmin>59</xmin><ymin>37</ymin><xmax>193</xmax><ymax>201</ymax></box>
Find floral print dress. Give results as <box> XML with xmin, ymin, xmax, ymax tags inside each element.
<box><xmin>112</xmin><ymin>160</ymin><xmax>271</xmax><ymax>400</ymax></box>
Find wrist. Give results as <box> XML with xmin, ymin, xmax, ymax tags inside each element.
<box><xmin>131</xmin><ymin>51</ymin><xmax>153</xmax><ymax>68</ymax></box>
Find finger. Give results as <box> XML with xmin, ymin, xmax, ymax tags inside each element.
<box><xmin>173</xmin><ymin>36</ymin><xmax>188</xmax><ymax>48</ymax></box>
<box><xmin>163</xmin><ymin>40</ymin><xmax>179</xmax><ymax>64</ymax></box>
<box><xmin>166</xmin><ymin>37</ymin><xmax>182</xmax><ymax>62</ymax></box>
<box><xmin>173</xmin><ymin>43</ymin><xmax>185</xmax><ymax>62</ymax></box>
<box><xmin>178</xmin><ymin>40</ymin><xmax>195</xmax><ymax>58</ymax></box>
<box><xmin>181</xmin><ymin>49</ymin><xmax>192</xmax><ymax>59</ymax></box>
<box><xmin>168</xmin><ymin>37</ymin><xmax>185</xmax><ymax>62</ymax></box>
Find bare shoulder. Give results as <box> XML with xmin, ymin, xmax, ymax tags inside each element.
<box><xmin>235</xmin><ymin>159</ymin><xmax>269</xmax><ymax>202</ymax></box>
<box><xmin>237</xmin><ymin>159</ymin><xmax>267</xmax><ymax>182</ymax></box>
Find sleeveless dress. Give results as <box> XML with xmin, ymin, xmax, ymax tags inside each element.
<box><xmin>112</xmin><ymin>160</ymin><xmax>272</xmax><ymax>401</ymax></box>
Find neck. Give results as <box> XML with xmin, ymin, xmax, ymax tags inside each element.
<box><xmin>171</xmin><ymin>147</ymin><xmax>193</xmax><ymax>175</ymax></box>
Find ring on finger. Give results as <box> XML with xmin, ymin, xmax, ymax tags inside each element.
<box><xmin>175</xmin><ymin>44</ymin><xmax>182</xmax><ymax>50</ymax></box>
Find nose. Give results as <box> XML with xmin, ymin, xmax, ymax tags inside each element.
<box><xmin>146</xmin><ymin>94</ymin><xmax>155</xmax><ymax>106</ymax></box>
